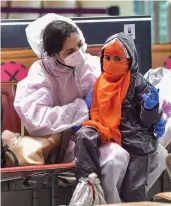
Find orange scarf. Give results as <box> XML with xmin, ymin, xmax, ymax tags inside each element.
<box><xmin>83</xmin><ymin>40</ymin><xmax>131</xmax><ymax>145</ymax></box>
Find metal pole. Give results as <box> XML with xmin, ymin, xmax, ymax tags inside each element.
<box><xmin>6</xmin><ymin>1</ymin><xmax>12</xmax><ymax>19</ymax></box>
<box><xmin>75</xmin><ymin>1</ymin><xmax>82</xmax><ymax>17</ymax></box>
<box><xmin>52</xmin><ymin>175</ymin><xmax>59</xmax><ymax>206</ymax></box>
<box><xmin>141</xmin><ymin>1</ymin><xmax>145</xmax><ymax>15</ymax></box>
<box><xmin>153</xmin><ymin>1</ymin><xmax>160</xmax><ymax>43</ymax></box>
<box><xmin>167</xmin><ymin>1</ymin><xmax>171</xmax><ymax>42</ymax></box>
<box><xmin>33</xmin><ymin>189</ymin><xmax>40</xmax><ymax>206</ymax></box>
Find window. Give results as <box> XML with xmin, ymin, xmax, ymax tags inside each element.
<box><xmin>134</xmin><ymin>0</ymin><xmax>168</xmax><ymax>43</ymax></box>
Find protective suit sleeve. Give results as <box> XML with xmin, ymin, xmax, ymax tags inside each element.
<box><xmin>134</xmin><ymin>74</ymin><xmax>162</xmax><ymax>128</ymax></box>
<box><xmin>14</xmin><ymin>65</ymin><xmax>89</xmax><ymax>136</ymax></box>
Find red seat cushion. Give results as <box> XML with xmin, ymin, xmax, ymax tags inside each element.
<box><xmin>1</xmin><ymin>61</ymin><xmax>28</xmax><ymax>83</ymax></box>
<box><xmin>1</xmin><ymin>84</ymin><xmax>21</xmax><ymax>133</ymax></box>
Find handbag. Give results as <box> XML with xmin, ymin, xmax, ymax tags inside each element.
<box><xmin>2</xmin><ymin>121</ymin><xmax>62</xmax><ymax>167</ymax></box>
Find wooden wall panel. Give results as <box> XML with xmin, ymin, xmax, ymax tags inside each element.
<box><xmin>152</xmin><ymin>44</ymin><xmax>171</xmax><ymax>69</ymax></box>
<box><xmin>1</xmin><ymin>49</ymin><xmax>38</xmax><ymax>69</ymax></box>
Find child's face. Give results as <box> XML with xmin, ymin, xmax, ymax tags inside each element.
<box><xmin>103</xmin><ymin>40</ymin><xmax>130</xmax><ymax>79</ymax></box>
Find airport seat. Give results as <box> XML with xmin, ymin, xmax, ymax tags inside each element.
<box><xmin>1</xmin><ymin>83</ymin><xmax>21</xmax><ymax>133</ymax></box>
<box><xmin>1</xmin><ymin>83</ymin><xmax>76</xmax><ymax>206</ymax></box>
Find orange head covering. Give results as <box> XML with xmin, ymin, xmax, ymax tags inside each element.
<box><xmin>83</xmin><ymin>39</ymin><xmax>131</xmax><ymax>145</ymax></box>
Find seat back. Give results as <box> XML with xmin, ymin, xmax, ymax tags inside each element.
<box><xmin>1</xmin><ymin>83</ymin><xmax>21</xmax><ymax>133</ymax></box>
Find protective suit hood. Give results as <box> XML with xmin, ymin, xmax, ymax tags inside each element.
<box><xmin>25</xmin><ymin>13</ymin><xmax>87</xmax><ymax>58</ymax></box>
<box><xmin>101</xmin><ymin>32</ymin><xmax>138</xmax><ymax>74</ymax></box>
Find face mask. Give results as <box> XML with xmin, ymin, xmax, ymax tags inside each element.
<box><xmin>103</xmin><ymin>39</ymin><xmax>129</xmax><ymax>81</ymax></box>
<box><xmin>64</xmin><ymin>48</ymin><xmax>86</xmax><ymax>68</ymax></box>
<box><xmin>103</xmin><ymin>58</ymin><xmax>129</xmax><ymax>78</ymax></box>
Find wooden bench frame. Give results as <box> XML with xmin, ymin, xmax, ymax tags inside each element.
<box><xmin>1</xmin><ymin>163</ymin><xmax>76</xmax><ymax>206</ymax></box>
<box><xmin>1</xmin><ymin>82</ymin><xmax>76</xmax><ymax>206</ymax></box>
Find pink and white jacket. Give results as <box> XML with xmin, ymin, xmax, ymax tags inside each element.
<box><xmin>14</xmin><ymin>14</ymin><xmax>101</xmax><ymax>136</ymax></box>
<box><xmin>14</xmin><ymin>54</ymin><xmax>101</xmax><ymax>136</ymax></box>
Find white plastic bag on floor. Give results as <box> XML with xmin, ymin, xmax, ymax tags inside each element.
<box><xmin>69</xmin><ymin>173</ymin><xmax>106</xmax><ymax>206</ymax></box>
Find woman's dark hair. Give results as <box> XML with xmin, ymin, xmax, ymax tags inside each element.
<box><xmin>42</xmin><ymin>20</ymin><xmax>78</xmax><ymax>56</ymax></box>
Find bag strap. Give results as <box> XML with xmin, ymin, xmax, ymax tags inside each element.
<box><xmin>7</xmin><ymin>149</ymin><xmax>20</xmax><ymax>166</ymax></box>
<box><xmin>2</xmin><ymin>144</ymin><xmax>9</xmax><ymax>158</ymax></box>
<box><xmin>21</xmin><ymin>120</ymin><xmax>25</xmax><ymax>137</ymax></box>
<box><xmin>1</xmin><ymin>144</ymin><xmax>19</xmax><ymax>167</ymax></box>
<box><xmin>1</xmin><ymin>144</ymin><xmax>8</xmax><ymax>168</ymax></box>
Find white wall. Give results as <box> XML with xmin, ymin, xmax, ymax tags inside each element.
<box><xmin>1</xmin><ymin>0</ymin><xmax>134</xmax><ymax>19</ymax></box>
<box><xmin>8</xmin><ymin>1</ymin><xmax>41</xmax><ymax>19</ymax></box>
<box><xmin>1</xmin><ymin>1</ymin><xmax>8</xmax><ymax>19</ymax></box>
<box><xmin>78</xmin><ymin>0</ymin><xmax>134</xmax><ymax>17</ymax></box>
<box><xmin>1</xmin><ymin>0</ymin><xmax>77</xmax><ymax>19</ymax></box>
<box><xmin>42</xmin><ymin>1</ymin><xmax>76</xmax><ymax>17</ymax></box>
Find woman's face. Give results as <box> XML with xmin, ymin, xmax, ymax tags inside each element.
<box><xmin>56</xmin><ymin>32</ymin><xmax>83</xmax><ymax>61</ymax></box>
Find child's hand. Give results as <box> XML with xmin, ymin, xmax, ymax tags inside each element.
<box><xmin>142</xmin><ymin>87</ymin><xmax>159</xmax><ymax>110</ymax></box>
<box><xmin>153</xmin><ymin>117</ymin><xmax>166</xmax><ymax>139</ymax></box>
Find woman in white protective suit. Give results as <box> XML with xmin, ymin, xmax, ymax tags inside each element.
<box><xmin>14</xmin><ymin>14</ymin><xmax>168</xmax><ymax>204</ymax></box>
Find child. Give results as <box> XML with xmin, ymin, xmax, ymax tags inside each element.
<box><xmin>73</xmin><ymin>33</ymin><xmax>164</xmax><ymax>202</ymax></box>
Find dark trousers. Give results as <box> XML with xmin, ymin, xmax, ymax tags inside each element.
<box><xmin>120</xmin><ymin>150</ymin><xmax>158</xmax><ymax>202</ymax></box>
<box><xmin>74</xmin><ymin>126</ymin><xmax>101</xmax><ymax>179</ymax></box>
